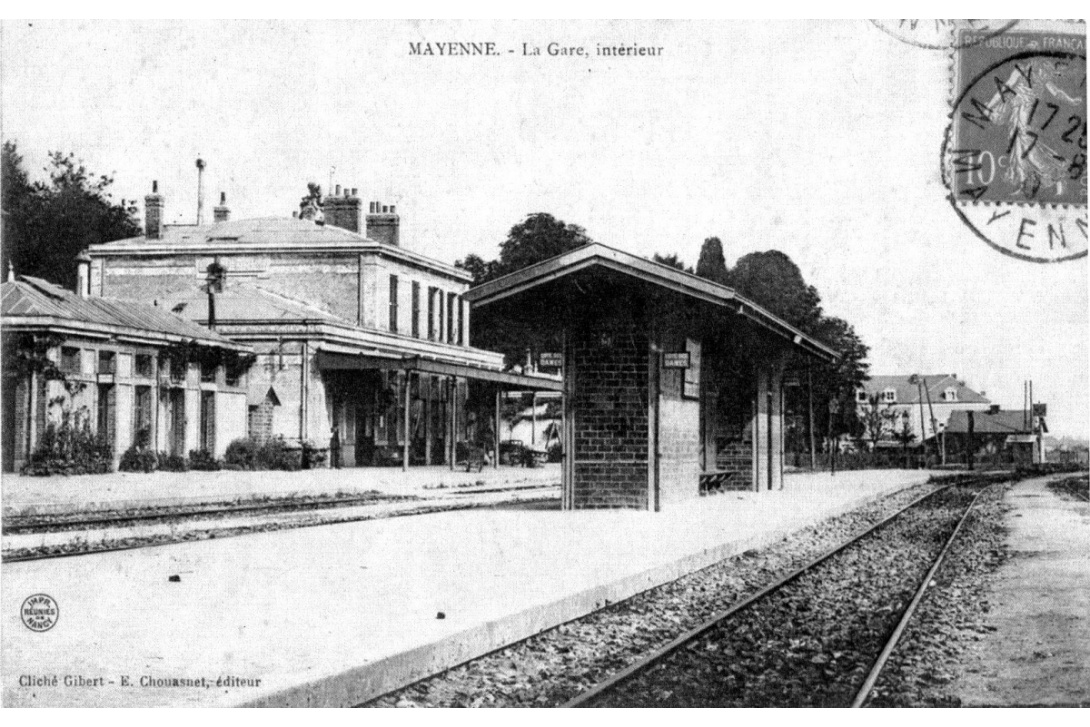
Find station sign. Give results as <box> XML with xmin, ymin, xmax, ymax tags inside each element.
<box><xmin>1032</xmin><ymin>403</ymin><xmax>1047</xmax><ymax>417</ymax></box>
<box><xmin>539</xmin><ymin>352</ymin><xmax>563</xmax><ymax>368</ymax></box>
<box><xmin>664</xmin><ymin>352</ymin><xmax>691</xmax><ymax>369</ymax></box>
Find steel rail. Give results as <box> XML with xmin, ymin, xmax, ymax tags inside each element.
<box><xmin>4</xmin><ymin>482</ymin><xmax>559</xmax><ymax>535</ymax></box>
<box><xmin>562</xmin><ymin>484</ymin><xmax>953</xmax><ymax>708</ymax></box>
<box><xmin>4</xmin><ymin>494</ymin><xmax>559</xmax><ymax>564</ymax></box>
<box><xmin>851</xmin><ymin>485</ymin><xmax>992</xmax><ymax>707</ymax></box>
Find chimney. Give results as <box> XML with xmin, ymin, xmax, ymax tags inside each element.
<box><xmin>145</xmin><ymin>180</ymin><xmax>164</xmax><ymax>239</ymax></box>
<box><xmin>366</xmin><ymin>199</ymin><xmax>400</xmax><ymax>246</ymax></box>
<box><xmin>76</xmin><ymin>251</ymin><xmax>91</xmax><ymax>297</ymax></box>
<box><xmin>213</xmin><ymin>192</ymin><xmax>230</xmax><ymax>223</ymax></box>
<box><xmin>325</xmin><ymin>186</ymin><xmax>362</xmax><ymax>234</ymax></box>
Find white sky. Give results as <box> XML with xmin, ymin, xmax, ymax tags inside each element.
<box><xmin>2</xmin><ymin>18</ymin><xmax>1087</xmax><ymax>438</ymax></box>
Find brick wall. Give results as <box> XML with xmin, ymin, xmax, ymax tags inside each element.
<box><xmin>571</xmin><ymin>322</ymin><xmax>649</xmax><ymax>509</ymax></box>
<box><xmin>248</xmin><ymin>398</ymin><xmax>275</xmax><ymax>442</ymax></box>
<box><xmin>715</xmin><ymin>440</ymin><xmax>753</xmax><ymax>491</ymax></box>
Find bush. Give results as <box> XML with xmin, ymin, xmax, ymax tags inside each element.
<box><xmin>224</xmin><ymin>438</ymin><xmax>259</xmax><ymax>469</ymax></box>
<box><xmin>301</xmin><ymin>441</ymin><xmax>327</xmax><ymax>469</ymax></box>
<box><xmin>223</xmin><ymin>436</ymin><xmax>303</xmax><ymax>471</ymax></box>
<box><xmin>256</xmin><ymin>436</ymin><xmax>301</xmax><ymax>471</ymax></box>
<box><xmin>119</xmin><ymin>446</ymin><xmax>158</xmax><ymax>473</ymax></box>
<box><xmin>188</xmin><ymin>449</ymin><xmax>222</xmax><ymax>471</ymax></box>
<box><xmin>21</xmin><ymin>413</ymin><xmax>114</xmax><ymax>476</ymax></box>
<box><xmin>157</xmin><ymin>451</ymin><xmax>189</xmax><ymax>472</ymax></box>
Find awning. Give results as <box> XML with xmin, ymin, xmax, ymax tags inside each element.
<box><xmin>315</xmin><ymin>351</ymin><xmax>564</xmax><ymax>392</ymax></box>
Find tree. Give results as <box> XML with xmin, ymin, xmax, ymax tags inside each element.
<box><xmin>298</xmin><ymin>182</ymin><xmax>324</xmax><ymax>221</ymax></box>
<box><xmin>454</xmin><ymin>253</ymin><xmax>498</xmax><ymax>286</ymax></box>
<box><xmin>727</xmin><ymin>250</ymin><xmax>823</xmax><ymax>333</ymax></box>
<box><xmin>652</xmin><ymin>253</ymin><xmax>692</xmax><ymax>273</ymax></box>
<box><xmin>695</xmin><ymin>237</ymin><xmax>729</xmax><ymax>285</ymax></box>
<box><xmin>2</xmin><ymin>142</ymin><xmax>141</xmax><ymax>290</ymax></box>
<box><xmin>860</xmin><ymin>393</ymin><xmax>898</xmax><ymax>449</ymax></box>
<box><xmin>809</xmin><ymin>316</ymin><xmax>871</xmax><ymax>440</ymax></box>
<box><xmin>455</xmin><ymin>212</ymin><xmax>592</xmax><ymax>286</ymax></box>
<box><xmin>495</xmin><ymin>212</ymin><xmax>591</xmax><ymax>277</ymax></box>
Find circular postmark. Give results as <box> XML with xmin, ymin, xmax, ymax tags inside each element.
<box><xmin>943</xmin><ymin>36</ymin><xmax>1087</xmax><ymax>263</ymax></box>
<box><xmin>871</xmin><ymin>19</ymin><xmax>1018</xmax><ymax>50</ymax></box>
<box><xmin>21</xmin><ymin>593</ymin><xmax>59</xmax><ymax>632</ymax></box>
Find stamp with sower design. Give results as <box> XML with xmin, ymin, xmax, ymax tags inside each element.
<box><xmin>943</xmin><ymin>26</ymin><xmax>1087</xmax><ymax>263</ymax></box>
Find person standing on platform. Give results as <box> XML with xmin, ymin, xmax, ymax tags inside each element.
<box><xmin>330</xmin><ymin>426</ymin><xmax>342</xmax><ymax>469</ymax></box>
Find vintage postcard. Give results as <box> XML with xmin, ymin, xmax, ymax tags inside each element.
<box><xmin>1</xmin><ymin>18</ymin><xmax>1087</xmax><ymax>709</ymax></box>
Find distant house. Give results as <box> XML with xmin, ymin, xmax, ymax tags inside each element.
<box><xmin>944</xmin><ymin>407</ymin><xmax>1047</xmax><ymax>465</ymax></box>
<box><xmin>856</xmin><ymin>374</ymin><xmax>991</xmax><ymax>445</ymax></box>
<box><xmin>1</xmin><ymin>275</ymin><xmax>252</xmax><ymax>472</ymax></box>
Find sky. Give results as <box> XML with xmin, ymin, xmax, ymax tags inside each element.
<box><xmin>2</xmin><ymin>19</ymin><xmax>1087</xmax><ymax>438</ymax></box>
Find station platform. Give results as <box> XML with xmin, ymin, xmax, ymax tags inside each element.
<box><xmin>2</xmin><ymin>464</ymin><xmax>561</xmax><ymax>517</ymax></box>
<box><xmin>2</xmin><ymin>469</ymin><xmax>936</xmax><ymax>707</ymax></box>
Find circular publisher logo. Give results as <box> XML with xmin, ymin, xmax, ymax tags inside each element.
<box><xmin>21</xmin><ymin>594</ymin><xmax>59</xmax><ymax>632</ymax></box>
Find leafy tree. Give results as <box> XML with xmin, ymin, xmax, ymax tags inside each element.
<box><xmin>652</xmin><ymin>253</ymin><xmax>692</xmax><ymax>273</ymax></box>
<box><xmin>495</xmin><ymin>212</ymin><xmax>591</xmax><ymax>277</ymax></box>
<box><xmin>809</xmin><ymin>315</ymin><xmax>870</xmax><ymax>440</ymax></box>
<box><xmin>2</xmin><ymin>142</ymin><xmax>141</xmax><ymax>290</ymax></box>
<box><xmin>860</xmin><ymin>393</ymin><xmax>898</xmax><ymax>449</ymax></box>
<box><xmin>456</xmin><ymin>212</ymin><xmax>592</xmax><ymax>286</ymax></box>
<box><xmin>695</xmin><ymin>236</ymin><xmax>729</xmax><ymax>285</ymax></box>
<box><xmin>727</xmin><ymin>250</ymin><xmax>823</xmax><ymax>333</ymax></box>
<box><xmin>455</xmin><ymin>253</ymin><xmax>498</xmax><ymax>286</ymax></box>
<box><xmin>298</xmin><ymin>182</ymin><xmax>324</xmax><ymax>221</ymax></box>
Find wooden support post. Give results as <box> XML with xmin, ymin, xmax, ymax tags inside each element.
<box><xmin>807</xmin><ymin>366</ymin><xmax>816</xmax><ymax>471</ymax></box>
<box><xmin>493</xmin><ymin>387</ymin><xmax>501</xmax><ymax>469</ymax></box>
<box><xmin>449</xmin><ymin>377</ymin><xmax>456</xmax><ymax>471</ymax></box>
<box><xmin>402</xmin><ymin>372</ymin><xmax>411</xmax><ymax>472</ymax></box>
<box><xmin>531</xmin><ymin>392</ymin><xmax>537</xmax><ymax>450</ymax></box>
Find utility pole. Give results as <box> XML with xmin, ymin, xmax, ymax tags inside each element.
<box><xmin>195</xmin><ymin>157</ymin><xmax>206</xmax><ymax>225</ymax></box>
<box><xmin>922</xmin><ymin>377</ymin><xmax>938</xmax><ymax>466</ymax></box>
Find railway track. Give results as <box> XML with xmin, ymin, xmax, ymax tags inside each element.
<box><xmin>3</xmin><ymin>485</ymin><xmax>559</xmax><ymax>563</ymax></box>
<box><xmin>564</xmin><ymin>483</ymin><xmax>991</xmax><ymax>708</ymax></box>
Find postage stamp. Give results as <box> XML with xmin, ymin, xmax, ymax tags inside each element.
<box><xmin>943</xmin><ymin>24</ymin><xmax>1087</xmax><ymax>263</ymax></box>
<box><xmin>870</xmin><ymin>19</ymin><xmax>1018</xmax><ymax>50</ymax></box>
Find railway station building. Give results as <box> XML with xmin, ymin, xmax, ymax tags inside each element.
<box><xmin>465</xmin><ymin>244</ymin><xmax>839</xmax><ymax>510</ymax></box>
<box><xmin>83</xmin><ymin>182</ymin><xmax>559</xmax><ymax>468</ymax></box>
<box><xmin>1</xmin><ymin>274</ymin><xmax>253</xmax><ymax>472</ymax></box>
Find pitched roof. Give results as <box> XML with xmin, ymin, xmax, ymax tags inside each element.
<box><xmin>88</xmin><ymin>216</ymin><xmax>471</xmax><ymax>281</ymax></box>
<box><xmin>945</xmin><ymin>409</ymin><xmax>1038</xmax><ymax>434</ymax></box>
<box><xmin>464</xmin><ymin>242</ymin><xmax>838</xmax><ymax>362</ymax></box>
<box><xmin>102</xmin><ymin>216</ymin><xmax>371</xmax><ymax>248</ymax></box>
<box><xmin>153</xmin><ymin>284</ymin><xmax>350</xmax><ymax>325</ymax></box>
<box><xmin>1</xmin><ymin>276</ymin><xmax>244</xmax><ymax>349</ymax></box>
<box><xmin>861</xmin><ymin>374</ymin><xmax>989</xmax><ymax>404</ymax></box>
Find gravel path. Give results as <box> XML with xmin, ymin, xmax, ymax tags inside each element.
<box><xmin>365</xmin><ymin>482</ymin><xmax>943</xmax><ymax>708</ymax></box>
<box><xmin>586</xmin><ymin>486</ymin><xmax>979</xmax><ymax>707</ymax></box>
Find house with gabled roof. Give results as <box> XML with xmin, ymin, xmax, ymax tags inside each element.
<box><xmin>856</xmin><ymin>373</ymin><xmax>992</xmax><ymax>445</ymax></box>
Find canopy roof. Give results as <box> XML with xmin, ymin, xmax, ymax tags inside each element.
<box><xmin>465</xmin><ymin>243</ymin><xmax>838</xmax><ymax>362</ymax></box>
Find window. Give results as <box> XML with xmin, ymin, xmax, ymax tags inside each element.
<box><xmin>225</xmin><ymin>359</ymin><xmax>244</xmax><ymax>387</ymax></box>
<box><xmin>97</xmin><ymin>350</ymin><xmax>116</xmax><ymax>375</ymax></box>
<box><xmin>200</xmin><ymin>359</ymin><xmax>217</xmax><ymax>383</ymax></box>
<box><xmin>135</xmin><ymin>354</ymin><xmax>154</xmax><ymax>378</ymax></box>
<box><xmin>458</xmin><ymin>299</ymin><xmax>465</xmax><ymax>345</ymax></box>
<box><xmin>134</xmin><ymin>386</ymin><xmax>152</xmax><ymax>447</ymax></box>
<box><xmin>411</xmin><ymin>282</ymin><xmax>421</xmax><ymax>338</ymax></box>
<box><xmin>170</xmin><ymin>357</ymin><xmax>187</xmax><ymax>383</ymax></box>
<box><xmin>427</xmin><ymin>287</ymin><xmax>437</xmax><ymax>340</ymax></box>
<box><xmin>97</xmin><ymin>384</ymin><xmax>116</xmax><ymax>448</ymax></box>
<box><xmin>446</xmin><ymin>292</ymin><xmax>456</xmax><ymax>343</ymax></box>
<box><xmin>944</xmin><ymin>387</ymin><xmax>958</xmax><ymax>402</ymax></box>
<box><xmin>60</xmin><ymin>347</ymin><xmax>81</xmax><ymax>374</ymax></box>
<box><xmin>857</xmin><ymin>390</ymin><xmax>868</xmax><ymax>403</ymax></box>
<box><xmin>882</xmin><ymin>388</ymin><xmax>896</xmax><ymax>404</ymax></box>
<box><xmin>389</xmin><ymin>275</ymin><xmax>400</xmax><ymax>333</ymax></box>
